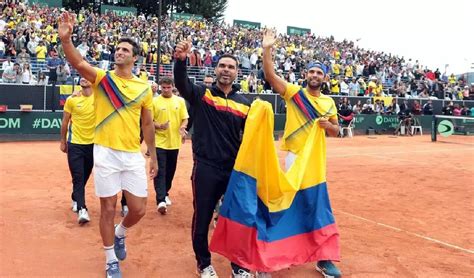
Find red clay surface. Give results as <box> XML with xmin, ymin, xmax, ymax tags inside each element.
<box><xmin>1</xmin><ymin>135</ymin><xmax>473</xmax><ymax>277</ymax></box>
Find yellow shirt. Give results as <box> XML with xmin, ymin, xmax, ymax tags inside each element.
<box><xmin>161</xmin><ymin>54</ymin><xmax>171</xmax><ymax>64</ymax></box>
<box><xmin>153</xmin><ymin>95</ymin><xmax>189</xmax><ymax>150</ymax></box>
<box><xmin>332</xmin><ymin>63</ymin><xmax>340</xmax><ymax>75</ymax></box>
<box><xmin>368</xmin><ymin>81</ymin><xmax>377</xmax><ymax>93</ymax></box>
<box><xmin>240</xmin><ymin>80</ymin><xmax>249</xmax><ymax>93</ymax></box>
<box><xmin>64</xmin><ymin>93</ymin><xmax>95</xmax><ymax>144</ymax></box>
<box><xmin>330</xmin><ymin>79</ymin><xmax>340</xmax><ymax>94</ymax></box>
<box><xmin>281</xmin><ymin>83</ymin><xmax>338</xmax><ymax>154</ymax></box>
<box><xmin>139</xmin><ymin>71</ymin><xmax>148</xmax><ymax>81</ymax></box>
<box><xmin>375</xmin><ymin>84</ymin><xmax>383</xmax><ymax>96</ymax></box>
<box><xmin>141</xmin><ymin>41</ymin><xmax>149</xmax><ymax>53</ymax></box>
<box><xmin>36</xmin><ymin>45</ymin><xmax>47</xmax><ymax>60</ymax></box>
<box><xmin>345</xmin><ymin>66</ymin><xmax>353</xmax><ymax>77</ymax></box>
<box><xmin>93</xmin><ymin>68</ymin><xmax>153</xmax><ymax>152</ymax></box>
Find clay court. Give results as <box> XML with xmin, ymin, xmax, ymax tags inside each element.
<box><xmin>0</xmin><ymin>135</ymin><xmax>473</xmax><ymax>277</ymax></box>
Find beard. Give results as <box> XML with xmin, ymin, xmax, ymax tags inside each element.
<box><xmin>217</xmin><ymin>75</ymin><xmax>234</xmax><ymax>86</ymax></box>
<box><xmin>307</xmin><ymin>79</ymin><xmax>322</xmax><ymax>90</ymax></box>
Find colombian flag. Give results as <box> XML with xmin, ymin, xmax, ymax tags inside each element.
<box><xmin>209</xmin><ymin>100</ymin><xmax>340</xmax><ymax>272</ymax></box>
<box><xmin>59</xmin><ymin>85</ymin><xmax>75</xmax><ymax>106</ymax></box>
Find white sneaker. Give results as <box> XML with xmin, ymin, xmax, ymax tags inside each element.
<box><xmin>157</xmin><ymin>202</ymin><xmax>167</xmax><ymax>215</ymax></box>
<box><xmin>71</xmin><ymin>201</ymin><xmax>78</xmax><ymax>212</ymax></box>
<box><xmin>77</xmin><ymin>208</ymin><xmax>90</xmax><ymax>224</ymax></box>
<box><xmin>165</xmin><ymin>196</ymin><xmax>172</xmax><ymax>206</ymax></box>
<box><xmin>232</xmin><ymin>269</ymin><xmax>254</xmax><ymax>278</ymax></box>
<box><xmin>199</xmin><ymin>265</ymin><xmax>219</xmax><ymax>278</ymax></box>
<box><xmin>121</xmin><ymin>205</ymin><xmax>129</xmax><ymax>217</ymax></box>
<box><xmin>255</xmin><ymin>272</ymin><xmax>272</xmax><ymax>278</ymax></box>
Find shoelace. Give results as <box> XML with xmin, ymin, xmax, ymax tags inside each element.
<box><xmin>237</xmin><ymin>269</ymin><xmax>254</xmax><ymax>277</ymax></box>
<box><xmin>107</xmin><ymin>262</ymin><xmax>119</xmax><ymax>273</ymax></box>
<box><xmin>116</xmin><ymin>237</ymin><xmax>125</xmax><ymax>246</ymax></box>
<box><xmin>202</xmin><ymin>266</ymin><xmax>217</xmax><ymax>276</ymax></box>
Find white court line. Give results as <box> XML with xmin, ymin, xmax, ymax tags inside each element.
<box><xmin>338</xmin><ymin>210</ymin><xmax>474</xmax><ymax>254</ymax></box>
<box><xmin>329</xmin><ymin>147</ymin><xmax>474</xmax><ymax>158</ymax></box>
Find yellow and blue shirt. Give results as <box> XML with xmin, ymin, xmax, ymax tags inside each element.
<box><xmin>281</xmin><ymin>83</ymin><xmax>338</xmax><ymax>154</ymax></box>
<box><xmin>92</xmin><ymin>68</ymin><xmax>153</xmax><ymax>152</ymax></box>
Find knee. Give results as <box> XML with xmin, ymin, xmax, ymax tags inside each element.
<box><xmin>101</xmin><ymin>204</ymin><xmax>116</xmax><ymax>220</ymax></box>
<box><xmin>130</xmin><ymin>205</ymin><xmax>146</xmax><ymax>219</ymax></box>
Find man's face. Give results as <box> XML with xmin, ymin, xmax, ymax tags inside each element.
<box><xmin>215</xmin><ymin>57</ymin><xmax>237</xmax><ymax>86</ymax></box>
<box><xmin>203</xmin><ymin>76</ymin><xmax>214</xmax><ymax>86</ymax></box>
<box><xmin>151</xmin><ymin>83</ymin><xmax>158</xmax><ymax>93</ymax></box>
<box><xmin>114</xmin><ymin>42</ymin><xmax>137</xmax><ymax>66</ymax></box>
<box><xmin>160</xmin><ymin>83</ymin><xmax>174</xmax><ymax>98</ymax></box>
<box><xmin>306</xmin><ymin>67</ymin><xmax>325</xmax><ymax>90</ymax></box>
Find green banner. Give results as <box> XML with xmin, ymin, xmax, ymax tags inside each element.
<box><xmin>287</xmin><ymin>26</ymin><xmax>311</xmax><ymax>36</ymax></box>
<box><xmin>172</xmin><ymin>13</ymin><xmax>203</xmax><ymax>21</ymax></box>
<box><xmin>31</xmin><ymin>0</ymin><xmax>62</xmax><ymax>7</ymax></box>
<box><xmin>233</xmin><ymin>20</ymin><xmax>261</xmax><ymax>29</ymax></box>
<box><xmin>0</xmin><ymin>112</ymin><xmax>63</xmax><ymax>134</ymax></box>
<box><xmin>101</xmin><ymin>5</ymin><xmax>137</xmax><ymax>17</ymax></box>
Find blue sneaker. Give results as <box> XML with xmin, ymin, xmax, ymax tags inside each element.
<box><xmin>105</xmin><ymin>261</ymin><xmax>122</xmax><ymax>278</ymax></box>
<box><xmin>316</xmin><ymin>260</ymin><xmax>341</xmax><ymax>278</ymax></box>
<box><xmin>114</xmin><ymin>235</ymin><xmax>127</xmax><ymax>261</ymax></box>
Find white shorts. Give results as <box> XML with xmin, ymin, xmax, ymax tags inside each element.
<box><xmin>93</xmin><ymin>144</ymin><xmax>148</xmax><ymax>198</ymax></box>
<box><xmin>285</xmin><ymin>151</ymin><xmax>297</xmax><ymax>172</ymax></box>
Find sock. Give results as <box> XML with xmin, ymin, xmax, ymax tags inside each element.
<box><xmin>104</xmin><ymin>245</ymin><xmax>117</xmax><ymax>265</ymax></box>
<box><xmin>115</xmin><ymin>222</ymin><xmax>127</xmax><ymax>238</ymax></box>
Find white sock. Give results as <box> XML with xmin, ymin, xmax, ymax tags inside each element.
<box><xmin>115</xmin><ymin>222</ymin><xmax>127</xmax><ymax>238</ymax></box>
<box><xmin>104</xmin><ymin>245</ymin><xmax>117</xmax><ymax>264</ymax></box>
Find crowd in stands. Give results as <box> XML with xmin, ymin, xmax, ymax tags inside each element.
<box><xmin>1</xmin><ymin>1</ymin><xmax>474</xmax><ymax>102</ymax></box>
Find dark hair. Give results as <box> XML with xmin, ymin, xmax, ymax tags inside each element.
<box><xmin>159</xmin><ymin>77</ymin><xmax>174</xmax><ymax>85</ymax></box>
<box><xmin>217</xmin><ymin>54</ymin><xmax>239</xmax><ymax>67</ymax></box>
<box><xmin>117</xmin><ymin>37</ymin><xmax>140</xmax><ymax>56</ymax></box>
<box><xmin>204</xmin><ymin>74</ymin><xmax>213</xmax><ymax>79</ymax></box>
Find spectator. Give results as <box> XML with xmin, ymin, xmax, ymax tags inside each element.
<box><xmin>35</xmin><ymin>41</ymin><xmax>47</xmax><ymax>62</ymax></box>
<box><xmin>47</xmin><ymin>51</ymin><xmax>62</xmax><ymax>84</ymax></box>
<box><xmin>411</xmin><ymin>100</ymin><xmax>422</xmax><ymax>115</ymax></box>
<box><xmin>442</xmin><ymin>101</ymin><xmax>454</xmax><ymax>115</ymax></box>
<box><xmin>56</xmin><ymin>63</ymin><xmax>70</xmax><ymax>84</ymax></box>
<box><xmin>16</xmin><ymin>47</ymin><xmax>31</xmax><ymax>65</ymax></box>
<box><xmin>422</xmin><ymin>100</ymin><xmax>433</xmax><ymax>115</ymax></box>
<box><xmin>2</xmin><ymin>62</ymin><xmax>21</xmax><ymax>83</ymax></box>
<box><xmin>2</xmin><ymin>56</ymin><xmax>13</xmax><ymax>70</ymax></box>
<box><xmin>21</xmin><ymin>63</ymin><xmax>33</xmax><ymax>84</ymax></box>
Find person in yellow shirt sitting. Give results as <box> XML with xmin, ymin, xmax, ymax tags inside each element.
<box><xmin>60</xmin><ymin>78</ymin><xmax>95</xmax><ymax>225</ymax></box>
<box><xmin>152</xmin><ymin>77</ymin><xmax>189</xmax><ymax>215</ymax></box>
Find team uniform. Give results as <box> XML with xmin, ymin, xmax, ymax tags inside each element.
<box><xmin>64</xmin><ymin>93</ymin><xmax>95</xmax><ymax>215</ymax></box>
<box><xmin>91</xmin><ymin>68</ymin><xmax>153</xmax><ymax>197</ymax></box>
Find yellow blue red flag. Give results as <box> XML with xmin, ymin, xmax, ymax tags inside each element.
<box><xmin>210</xmin><ymin>99</ymin><xmax>340</xmax><ymax>272</ymax></box>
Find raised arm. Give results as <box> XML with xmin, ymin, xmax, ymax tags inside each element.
<box><xmin>262</xmin><ymin>29</ymin><xmax>287</xmax><ymax>96</ymax></box>
<box><xmin>58</xmin><ymin>12</ymin><xmax>96</xmax><ymax>83</ymax></box>
<box><xmin>173</xmin><ymin>40</ymin><xmax>204</xmax><ymax>104</ymax></box>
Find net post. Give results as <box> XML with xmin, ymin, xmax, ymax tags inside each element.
<box><xmin>431</xmin><ymin>115</ymin><xmax>437</xmax><ymax>142</ymax></box>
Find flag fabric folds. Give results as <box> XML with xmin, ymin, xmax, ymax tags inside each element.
<box><xmin>209</xmin><ymin>99</ymin><xmax>340</xmax><ymax>272</ymax></box>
